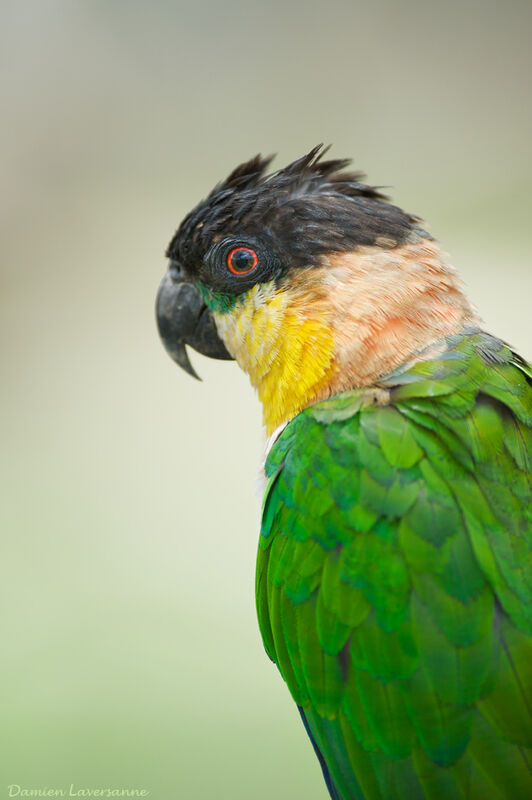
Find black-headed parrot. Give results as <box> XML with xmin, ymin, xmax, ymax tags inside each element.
<box><xmin>156</xmin><ymin>147</ymin><xmax>532</xmax><ymax>799</ymax></box>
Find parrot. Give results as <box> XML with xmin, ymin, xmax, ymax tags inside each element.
<box><xmin>156</xmin><ymin>146</ymin><xmax>532</xmax><ymax>799</ymax></box>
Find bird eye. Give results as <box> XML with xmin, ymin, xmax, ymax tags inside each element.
<box><xmin>226</xmin><ymin>247</ymin><xmax>258</xmax><ymax>275</ymax></box>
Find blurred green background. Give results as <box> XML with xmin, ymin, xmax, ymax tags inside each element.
<box><xmin>1</xmin><ymin>1</ymin><xmax>530</xmax><ymax>797</ymax></box>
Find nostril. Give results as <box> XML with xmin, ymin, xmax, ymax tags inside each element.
<box><xmin>168</xmin><ymin>260</ymin><xmax>185</xmax><ymax>282</ymax></box>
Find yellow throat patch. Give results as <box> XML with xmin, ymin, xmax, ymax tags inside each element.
<box><xmin>213</xmin><ymin>282</ymin><xmax>337</xmax><ymax>434</ymax></box>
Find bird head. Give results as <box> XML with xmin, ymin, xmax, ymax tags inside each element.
<box><xmin>157</xmin><ymin>146</ymin><xmax>476</xmax><ymax>435</ymax></box>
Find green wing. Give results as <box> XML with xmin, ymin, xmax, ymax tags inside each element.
<box><xmin>256</xmin><ymin>331</ymin><xmax>532</xmax><ymax>800</ymax></box>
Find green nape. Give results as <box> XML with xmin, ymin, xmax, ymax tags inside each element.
<box><xmin>256</xmin><ymin>329</ymin><xmax>532</xmax><ymax>800</ymax></box>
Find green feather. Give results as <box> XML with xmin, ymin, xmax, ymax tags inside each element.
<box><xmin>350</xmin><ymin>611</ymin><xmax>418</xmax><ymax>682</ymax></box>
<box><xmin>375</xmin><ymin>406</ymin><xmax>424</xmax><ymax>468</ymax></box>
<box><xmin>355</xmin><ymin>668</ymin><xmax>414</xmax><ymax>759</ymax></box>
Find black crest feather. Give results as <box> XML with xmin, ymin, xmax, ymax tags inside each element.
<box><xmin>167</xmin><ymin>145</ymin><xmax>424</xmax><ymax>273</ymax></box>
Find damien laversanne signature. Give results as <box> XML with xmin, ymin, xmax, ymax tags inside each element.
<box><xmin>7</xmin><ymin>788</ymin><xmax>149</xmax><ymax>798</ymax></box>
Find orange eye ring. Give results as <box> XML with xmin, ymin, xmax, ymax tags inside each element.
<box><xmin>227</xmin><ymin>247</ymin><xmax>258</xmax><ymax>275</ymax></box>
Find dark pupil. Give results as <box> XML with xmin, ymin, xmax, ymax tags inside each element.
<box><xmin>232</xmin><ymin>249</ymin><xmax>254</xmax><ymax>272</ymax></box>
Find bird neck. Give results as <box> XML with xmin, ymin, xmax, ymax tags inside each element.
<box><xmin>322</xmin><ymin>238</ymin><xmax>479</xmax><ymax>395</ymax></box>
<box><xmin>213</xmin><ymin>283</ymin><xmax>337</xmax><ymax>434</ymax></box>
<box><xmin>214</xmin><ymin>238</ymin><xmax>479</xmax><ymax>436</ymax></box>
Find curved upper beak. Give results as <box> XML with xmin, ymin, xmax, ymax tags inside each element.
<box><xmin>156</xmin><ymin>269</ymin><xmax>233</xmax><ymax>379</ymax></box>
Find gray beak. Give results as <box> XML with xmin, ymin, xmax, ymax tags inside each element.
<box><xmin>156</xmin><ymin>268</ymin><xmax>233</xmax><ymax>380</ymax></box>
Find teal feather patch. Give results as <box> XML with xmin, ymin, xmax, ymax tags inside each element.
<box><xmin>196</xmin><ymin>281</ymin><xmax>238</xmax><ymax>313</ymax></box>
